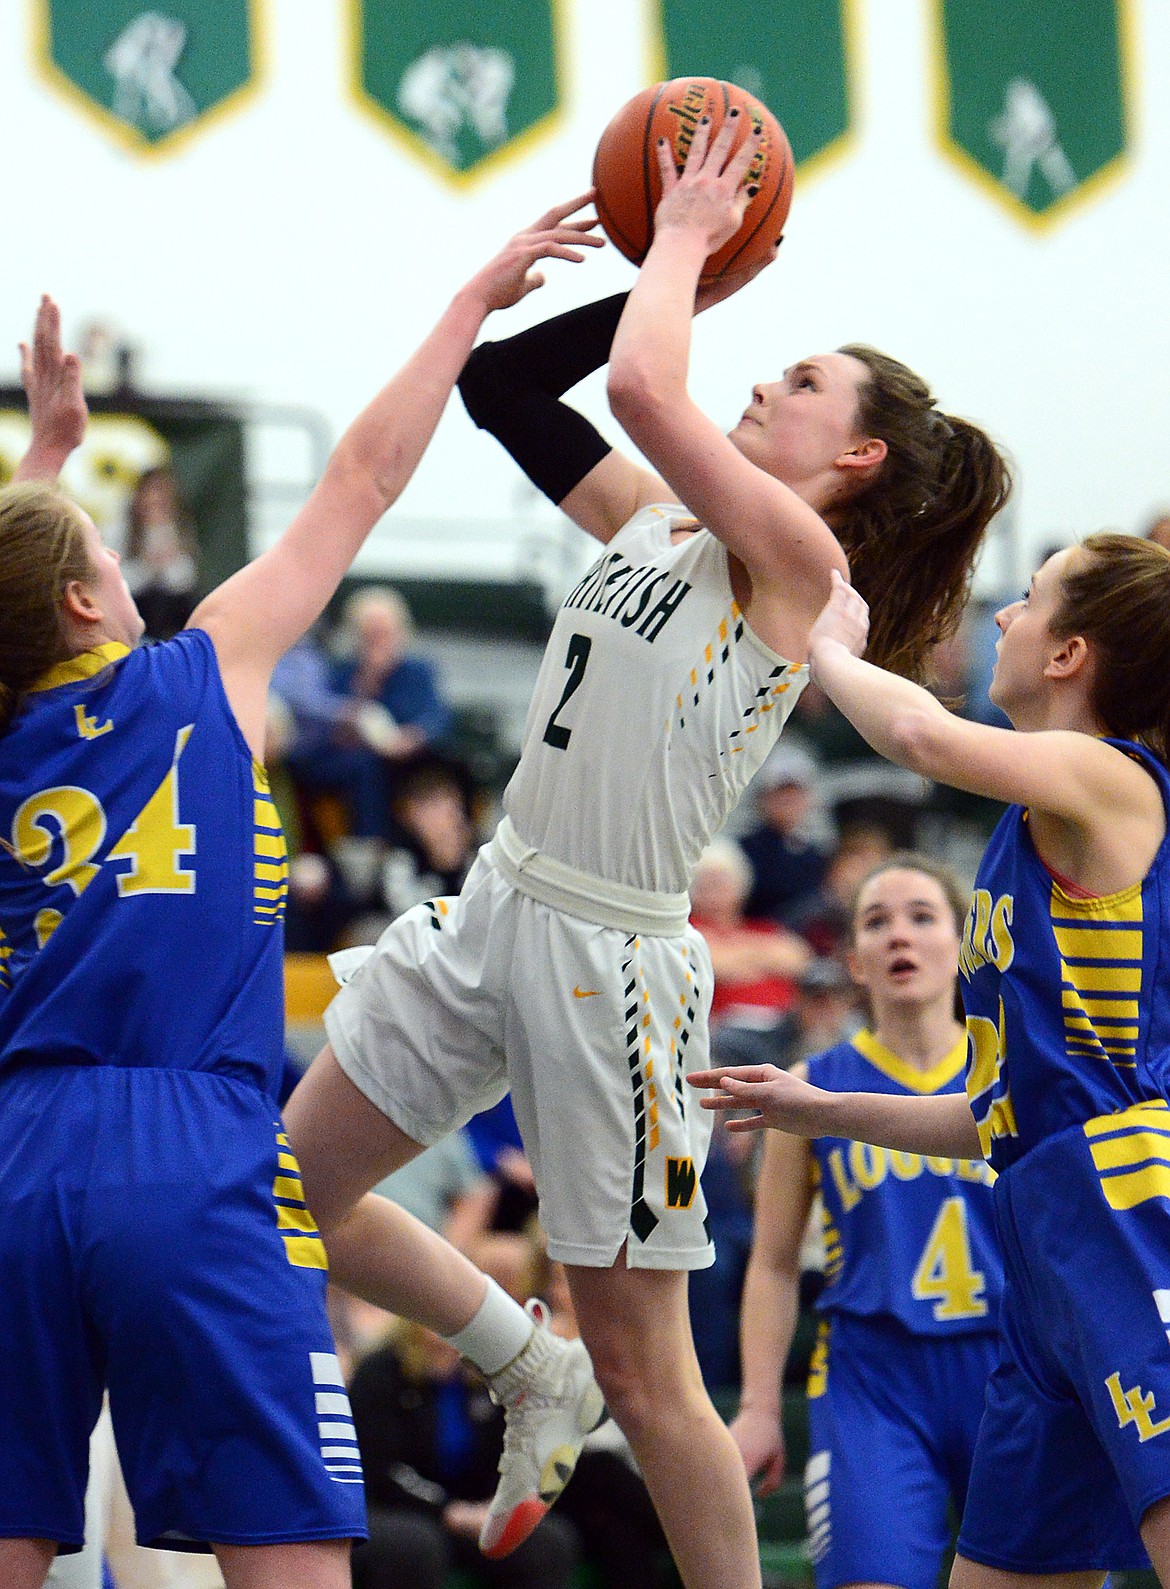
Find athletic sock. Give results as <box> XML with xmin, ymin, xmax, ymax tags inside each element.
<box><xmin>443</xmin><ymin>1277</ymin><xmax>534</xmax><ymax>1377</ymax></box>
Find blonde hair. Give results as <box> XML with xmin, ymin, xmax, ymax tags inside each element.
<box><xmin>0</xmin><ymin>483</ymin><xmax>93</xmax><ymax>731</ymax></box>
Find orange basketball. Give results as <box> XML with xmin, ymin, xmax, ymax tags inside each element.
<box><xmin>592</xmin><ymin>77</ymin><xmax>794</xmax><ymax>283</ymax></box>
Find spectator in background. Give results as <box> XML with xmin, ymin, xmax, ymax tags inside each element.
<box><xmin>334</xmin><ymin>586</ymin><xmax>453</xmax><ymax>772</ymax></box>
<box><xmin>738</xmin><ymin>740</ymin><xmax>832</xmax><ymax>924</ymax></box>
<box><xmin>690</xmin><ymin>837</ymin><xmax>811</xmax><ymax>1031</ymax></box>
<box><xmin>121</xmin><ymin>465</ymin><xmax>200</xmax><ymax>640</ymax></box>
<box><xmin>784</xmin><ymin>823</ymin><xmax>894</xmax><ymax>960</ymax></box>
<box><xmin>380</xmin><ymin>758</ymin><xmax>479</xmax><ymax>921</ymax></box>
<box><xmin>710</xmin><ymin>954</ymin><xmax>859</xmax><ymax>1073</ymax></box>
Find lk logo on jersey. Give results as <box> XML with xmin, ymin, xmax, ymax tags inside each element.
<box><xmin>348</xmin><ymin>0</ymin><xmax>563</xmax><ymax>183</ymax></box>
<box><xmin>34</xmin><ymin>0</ymin><xmax>260</xmax><ymax>155</ymax></box>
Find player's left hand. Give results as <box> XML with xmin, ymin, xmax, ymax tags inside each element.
<box><xmin>653</xmin><ymin>113</ymin><xmax>762</xmax><ymax>255</ymax></box>
<box><xmin>686</xmin><ymin>1063</ymin><xmax>826</xmax><ymax>1135</ymax></box>
<box><xmin>467</xmin><ymin>193</ymin><xmax>605</xmax><ymax>313</ymax></box>
<box><xmin>18</xmin><ymin>295</ymin><xmax>87</xmax><ymax>469</ymax></box>
<box><xmin>809</xmin><ymin>568</ymin><xmax>870</xmax><ymax>669</ymax></box>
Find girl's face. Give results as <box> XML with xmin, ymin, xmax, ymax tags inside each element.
<box><xmin>727</xmin><ymin>352</ymin><xmax>879</xmax><ymax>499</ymax></box>
<box><xmin>848</xmin><ymin>867</ymin><xmax>960</xmax><ymax>1014</ymax></box>
<box><xmin>78</xmin><ymin>514</ymin><xmax>144</xmax><ymax>647</ymax></box>
<box><xmin>989</xmin><ymin>547</ymin><xmax>1077</xmax><ymax>721</ymax></box>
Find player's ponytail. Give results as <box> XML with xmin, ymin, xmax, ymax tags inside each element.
<box><xmin>833</xmin><ymin>344</ymin><xmax>1013</xmax><ymax>683</ymax></box>
<box><xmin>0</xmin><ymin>483</ymin><xmax>92</xmax><ymax>731</ymax></box>
<box><xmin>1053</xmin><ymin>533</ymin><xmax>1170</xmax><ymax>767</ymax></box>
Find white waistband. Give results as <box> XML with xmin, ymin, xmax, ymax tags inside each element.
<box><xmin>489</xmin><ymin>816</ymin><xmax>691</xmax><ymax>937</ymax></box>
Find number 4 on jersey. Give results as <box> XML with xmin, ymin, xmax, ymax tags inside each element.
<box><xmin>911</xmin><ymin>1195</ymin><xmax>989</xmax><ymax>1321</ymax></box>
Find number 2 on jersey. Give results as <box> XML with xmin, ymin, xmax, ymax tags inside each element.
<box><xmin>542</xmin><ymin>633</ymin><xmax>592</xmax><ymax>750</ymax></box>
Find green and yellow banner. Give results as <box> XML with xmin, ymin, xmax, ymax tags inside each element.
<box><xmin>930</xmin><ymin>0</ymin><xmax>1133</xmax><ymax>225</ymax></box>
<box><xmin>348</xmin><ymin>0</ymin><xmax>565</xmax><ymax>183</ymax></box>
<box><xmin>653</xmin><ymin>0</ymin><xmax>854</xmax><ymax>173</ymax></box>
<box><xmin>34</xmin><ymin>0</ymin><xmax>260</xmax><ymax>156</ymax></box>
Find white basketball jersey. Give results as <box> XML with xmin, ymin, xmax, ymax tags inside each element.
<box><xmin>503</xmin><ymin>505</ymin><xmax>809</xmax><ymax>894</ymax></box>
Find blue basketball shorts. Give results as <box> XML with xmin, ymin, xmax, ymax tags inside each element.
<box><xmin>0</xmin><ymin>1064</ymin><xmax>366</xmax><ymax>1553</ymax></box>
<box><xmin>803</xmin><ymin>1311</ymin><xmax>996</xmax><ymax>1589</ymax></box>
<box><xmin>958</xmin><ymin>1118</ymin><xmax>1170</xmax><ymax>1574</ymax></box>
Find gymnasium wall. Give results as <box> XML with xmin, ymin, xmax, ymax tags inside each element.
<box><xmin>1</xmin><ymin>0</ymin><xmax>1167</xmax><ymax>598</ymax></box>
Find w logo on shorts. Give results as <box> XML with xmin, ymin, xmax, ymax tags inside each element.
<box><xmin>665</xmin><ymin>1156</ymin><xmax>697</xmax><ymax>1209</ymax></box>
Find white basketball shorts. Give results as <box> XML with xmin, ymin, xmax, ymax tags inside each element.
<box><xmin>324</xmin><ymin>851</ymin><xmax>715</xmax><ymax>1270</ymax></box>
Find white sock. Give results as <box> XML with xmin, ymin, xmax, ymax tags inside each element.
<box><xmin>443</xmin><ymin>1279</ymin><xmax>534</xmax><ymax>1377</ymax></box>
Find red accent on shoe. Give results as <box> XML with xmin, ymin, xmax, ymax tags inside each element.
<box><xmin>480</xmin><ymin>1496</ymin><xmax>549</xmax><ymax>1559</ymax></box>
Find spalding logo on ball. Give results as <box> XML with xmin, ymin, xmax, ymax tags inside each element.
<box><xmin>592</xmin><ymin>77</ymin><xmax>794</xmax><ymax>283</ymax></box>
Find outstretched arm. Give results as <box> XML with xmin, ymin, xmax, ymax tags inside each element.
<box><xmin>687</xmin><ymin>1061</ymin><xmax>982</xmax><ymax>1158</ymax></box>
<box><xmin>807</xmin><ymin>569</ymin><xmax>1162</xmax><ymax>833</ymax></box>
<box><xmin>13</xmin><ymin>295</ymin><xmax>88</xmax><ymax>482</ymax></box>
<box><xmin>606</xmin><ymin>118</ymin><xmax>846</xmax><ymax>613</ymax></box>
<box><xmin>191</xmin><ymin>197</ymin><xmax>602</xmax><ymax>758</ymax></box>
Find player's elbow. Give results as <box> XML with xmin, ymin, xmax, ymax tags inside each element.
<box><xmin>606</xmin><ymin>358</ymin><xmax>667</xmax><ymax>437</ymax></box>
<box><xmin>887</xmin><ymin>707</ymin><xmax>951</xmax><ymax>777</ymax></box>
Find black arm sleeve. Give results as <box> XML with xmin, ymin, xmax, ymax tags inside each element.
<box><xmin>457</xmin><ymin>293</ymin><xmax>629</xmax><ymax>507</ymax></box>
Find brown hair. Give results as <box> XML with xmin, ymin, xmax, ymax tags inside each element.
<box><xmin>835</xmin><ymin>345</ymin><xmax>1013</xmax><ymax>682</ymax></box>
<box><xmin>1052</xmin><ymin>532</ymin><xmax>1170</xmax><ymax>765</ymax></box>
<box><xmin>850</xmin><ymin>850</ymin><xmax>970</xmax><ymax>1021</ymax></box>
<box><xmin>0</xmin><ymin>483</ymin><xmax>93</xmax><ymax>731</ymax></box>
<box><xmin>849</xmin><ymin>850</ymin><xmax>970</xmax><ymax>942</ymax></box>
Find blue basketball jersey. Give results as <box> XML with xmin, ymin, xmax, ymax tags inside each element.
<box><xmin>808</xmin><ymin>1032</ymin><xmax>1002</xmax><ymax>1336</ymax></box>
<box><xmin>0</xmin><ymin>632</ymin><xmax>288</xmax><ymax>1094</ymax></box>
<box><xmin>960</xmin><ymin>739</ymin><xmax>1170</xmax><ymax>1179</ymax></box>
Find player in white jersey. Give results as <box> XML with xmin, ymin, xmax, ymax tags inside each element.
<box><xmin>284</xmin><ymin>121</ymin><xmax>1010</xmax><ymax>1589</ymax></box>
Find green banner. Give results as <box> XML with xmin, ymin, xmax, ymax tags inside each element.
<box><xmin>932</xmin><ymin>0</ymin><xmax>1130</xmax><ymax>223</ymax></box>
<box><xmin>654</xmin><ymin>0</ymin><xmax>851</xmax><ymax>171</ymax></box>
<box><xmin>350</xmin><ymin>0</ymin><xmax>563</xmax><ymax>181</ymax></box>
<box><xmin>0</xmin><ymin>395</ymin><xmax>247</xmax><ymax>595</ymax></box>
<box><xmin>36</xmin><ymin>0</ymin><xmax>258</xmax><ymax>154</ymax></box>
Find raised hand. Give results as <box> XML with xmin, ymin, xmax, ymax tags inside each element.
<box><xmin>14</xmin><ymin>294</ymin><xmax>88</xmax><ymax>481</ymax></box>
<box><xmin>466</xmin><ymin>192</ymin><xmax>605</xmax><ymax>313</ymax></box>
<box><xmin>809</xmin><ymin>568</ymin><xmax>870</xmax><ymax>666</ymax></box>
<box><xmin>653</xmin><ymin>112</ymin><xmax>764</xmax><ymax>256</ymax></box>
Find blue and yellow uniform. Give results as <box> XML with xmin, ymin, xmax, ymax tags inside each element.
<box><xmin>958</xmin><ymin>739</ymin><xmax>1170</xmax><ymax>1572</ymax></box>
<box><xmin>0</xmin><ymin>633</ymin><xmax>365</xmax><ymax>1554</ymax></box>
<box><xmin>802</xmin><ymin>1031</ymin><xmax>1001</xmax><ymax>1589</ymax></box>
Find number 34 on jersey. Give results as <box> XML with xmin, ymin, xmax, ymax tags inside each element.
<box><xmin>10</xmin><ymin>725</ymin><xmax>196</xmax><ymax>949</ymax></box>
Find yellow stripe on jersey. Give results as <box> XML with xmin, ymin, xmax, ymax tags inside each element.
<box><xmin>282</xmin><ymin>1235</ymin><xmax>329</xmax><ymax>1269</ymax></box>
<box><xmin>0</xmin><ymin>925</ymin><xmax>10</xmax><ymax>989</ymax></box>
<box><xmin>1090</xmin><ymin>1130</ymin><xmax>1170</xmax><ymax>1173</ymax></box>
<box><xmin>1084</xmin><ymin>1099</ymin><xmax>1170</xmax><ymax>1136</ymax></box>
<box><xmin>1097</xmin><ymin>1163</ymin><xmax>1170</xmax><ymax>1212</ymax></box>
<box><xmin>271</xmin><ymin>1128</ymin><xmax>328</xmax><ymax>1269</ymax></box>
<box><xmin>252</xmin><ymin>761</ymin><xmax>288</xmax><ymax>924</ymax></box>
<box><xmin>1052</xmin><ymin>881</ymin><xmax>1143</xmax><ymax>1068</ymax></box>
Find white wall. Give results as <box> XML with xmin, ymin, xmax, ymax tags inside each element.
<box><xmin>2</xmin><ymin>0</ymin><xmax>1168</xmax><ymax>596</ymax></box>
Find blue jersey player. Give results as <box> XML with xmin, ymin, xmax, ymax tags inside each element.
<box><xmin>694</xmin><ymin>549</ymin><xmax>1170</xmax><ymax>1584</ymax></box>
<box><xmin>732</xmin><ymin>856</ymin><xmax>1001</xmax><ymax>1589</ymax></box>
<box><xmin>0</xmin><ymin>207</ymin><xmax>608</xmax><ymax>1589</ymax></box>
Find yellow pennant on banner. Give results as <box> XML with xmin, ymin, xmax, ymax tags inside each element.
<box><xmin>347</xmin><ymin>0</ymin><xmax>567</xmax><ymax>185</ymax></box>
<box><xmin>652</xmin><ymin>0</ymin><xmax>856</xmax><ymax>178</ymax></box>
<box><xmin>928</xmin><ymin>0</ymin><xmax>1136</xmax><ymax>228</ymax></box>
<box><xmin>33</xmin><ymin>0</ymin><xmax>264</xmax><ymax>157</ymax></box>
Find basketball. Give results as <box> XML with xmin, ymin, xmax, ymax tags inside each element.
<box><xmin>592</xmin><ymin>77</ymin><xmax>794</xmax><ymax>283</ymax></box>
